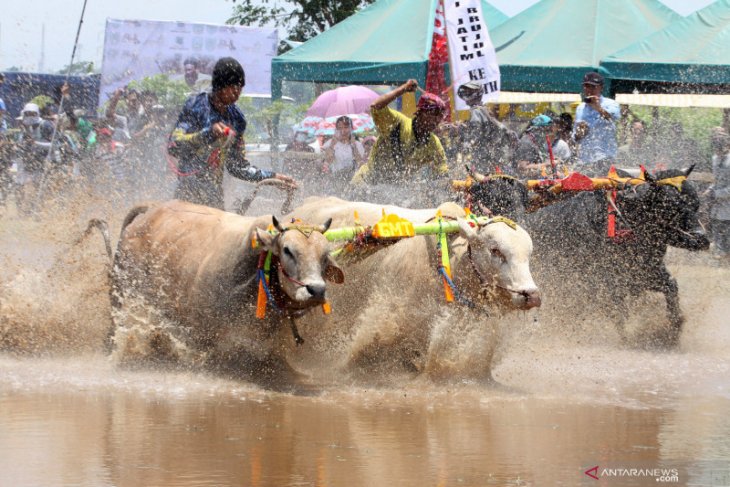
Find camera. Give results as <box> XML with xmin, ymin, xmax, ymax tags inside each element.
<box><xmin>582</xmin><ymin>95</ymin><xmax>596</xmax><ymax>103</ymax></box>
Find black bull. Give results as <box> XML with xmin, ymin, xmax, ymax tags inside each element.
<box><xmin>466</xmin><ymin>169</ymin><xmax>709</xmax><ymax>346</ymax></box>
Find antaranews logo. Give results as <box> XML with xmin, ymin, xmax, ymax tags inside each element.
<box><xmin>584</xmin><ymin>466</ymin><xmax>599</xmax><ymax>480</ymax></box>
<box><xmin>584</xmin><ymin>465</ymin><xmax>680</xmax><ymax>483</ymax></box>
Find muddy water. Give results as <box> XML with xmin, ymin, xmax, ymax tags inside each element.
<box><xmin>2</xmin><ymin>197</ymin><xmax>730</xmax><ymax>486</ymax></box>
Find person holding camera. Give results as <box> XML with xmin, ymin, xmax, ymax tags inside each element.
<box><xmin>573</xmin><ymin>72</ymin><xmax>620</xmax><ymax>176</ymax></box>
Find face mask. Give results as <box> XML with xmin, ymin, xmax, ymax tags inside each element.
<box><xmin>295</xmin><ymin>133</ymin><xmax>308</xmax><ymax>143</ymax></box>
<box><xmin>336</xmin><ymin>129</ymin><xmax>350</xmax><ymax>139</ymax></box>
<box><xmin>23</xmin><ymin>115</ymin><xmax>41</xmax><ymax>126</ymax></box>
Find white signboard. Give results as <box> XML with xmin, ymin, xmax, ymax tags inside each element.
<box><xmin>444</xmin><ymin>0</ymin><xmax>500</xmax><ymax>110</ymax></box>
<box><xmin>100</xmin><ymin>19</ymin><xmax>278</xmax><ymax>105</ymax></box>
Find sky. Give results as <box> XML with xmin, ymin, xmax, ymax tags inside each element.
<box><xmin>0</xmin><ymin>0</ymin><xmax>719</xmax><ymax>72</ymax></box>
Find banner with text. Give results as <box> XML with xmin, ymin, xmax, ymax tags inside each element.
<box><xmin>444</xmin><ymin>0</ymin><xmax>500</xmax><ymax>110</ymax></box>
<box><xmin>100</xmin><ymin>19</ymin><xmax>277</xmax><ymax>106</ymax></box>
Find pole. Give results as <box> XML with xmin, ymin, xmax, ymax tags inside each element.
<box><xmin>546</xmin><ymin>134</ymin><xmax>557</xmax><ymax>179</ymax></box>
<box><xmin>32</xmin><ymin>0</ymin><xmax>90</xmax><ymax>214</ymax></box>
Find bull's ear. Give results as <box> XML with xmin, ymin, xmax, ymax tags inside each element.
<box><xmin>255</xmin><ymin>227</ymin><xmax>276</xmax><ymax>251</ymax></box>
<box><xmin>457</xmin><ymin>218</ymin><xmax>479</xmax><ymax>240</ymax></box>
<box><xmin>324</xmin><ymin>255</ymin><xmax>345</xmax><ymax>284</ymax></box>
<box><xmin>644</xmin><ymin>170</ymin><xmax>656</xmax><ymax>184</ymax></box>
<box><xmin>271</xmin><ymin>215</ymin><xmax>286</xmax><ymax>233</ymax></box>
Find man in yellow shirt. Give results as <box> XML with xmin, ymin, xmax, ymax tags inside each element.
<box><xmin>352</xmin><ymin>79</ymin><xmax>448</xmax><ymax>185</ymax></box>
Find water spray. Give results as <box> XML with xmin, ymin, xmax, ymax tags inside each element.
<box><xmin>32</xmin><ymin>0</ymin><xmax>90</xmax><ymax>214</ymax></box>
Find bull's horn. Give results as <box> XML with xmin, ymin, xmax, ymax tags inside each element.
<box><xmin>320</xmin><ymin>218</ymin><xmax>333</xmax><ymax>233</ymax></box>
<box><xmin>684</xmin><ymin>164</ymin><xmax>695</xmax><ymax>178</ymax></box>
<box><xmin>272</xmin><ymin>215</ymin><xmax>285</xmax><ymax>233</ymax></box>
<box><xmin>464</xmin><ymin>165</ymin><xmax>487</xmax><ymax>183</ymax></box>
<box><xmin>473</xmin><ymin>171</ymin><xmax>487</xmax><ymax>183</ymax></box>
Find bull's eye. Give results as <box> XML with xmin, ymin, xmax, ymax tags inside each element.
<box><xmin>491</xmin><ymin>248</ymin><xmax>506</xmax><ymax>262</ymax></box>
<box><xmin>283</xmin><ymin>246</ymin><xmax>296</xmax><ymax>261</ymax></box>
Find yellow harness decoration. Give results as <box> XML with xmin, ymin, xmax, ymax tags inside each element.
<box><xmin>657</xmin><ymin>175</ymin><xmax>686</xmax><ymax>192</ymax></box>
<box><xmin>372</xmin><ymin>210</ymin><xmax>416</xmax><ymax>239</ymax></box>
<box><xmin>436</xmin><ymin>210</ymin><xmax>455</xmax><ymax>303</ymax></box>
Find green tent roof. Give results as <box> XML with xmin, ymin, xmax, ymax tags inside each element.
<box><xmin>490</xmin><ymin>0</ymin><xmax>681</xmax><ymax>93</ymax></box>
<box><xmin>271</xmin><ymin>0</ymin><xmax>509</xmax><ymax>97</ymax></box>
<box><xmin>600</xmin><ymin>0</ymin><xmax>730</xmax><ymax>85</ymax></box>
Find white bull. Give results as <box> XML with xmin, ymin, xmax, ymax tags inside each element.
<box><xmin>109</xmin><ymin>200</ymin><xmax>344</xmax><ymax>384</ymax></box>
<box><xmin>285</xmin><ymin>197</ymin><xmax>540</xmax><ymax>379</ymax></box>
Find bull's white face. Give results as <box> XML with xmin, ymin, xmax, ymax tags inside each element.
<box><xmin>256</xmin><ymin>226</ymin><xmax>344</xmax><ymax>306</ymax></box>
<box><xmin>458</xmin><ymin>219</ymin><xmax>541</xmax><ymax>310</ymax></box>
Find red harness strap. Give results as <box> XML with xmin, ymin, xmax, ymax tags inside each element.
<box><xmin>607</xmin><ymin>189</ymin><xmax>617</xmax><ymax>238</ymax></box>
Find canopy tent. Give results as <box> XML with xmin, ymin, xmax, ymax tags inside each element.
<box><xmin>271</xmin><ymin>0</ymin><xmax>508</xmax><ymax>98</ymax></box>
<box><xmin>615</xmin><ymin>93</ymin><xmax>730</xmax><ymax>108</ymax></box>
<box><xmin>489</xmin><ymin>0</ymin><xmax>680</xmax><ymax>93</ymax></box>
<box><xmin>600</xmin><ymin>0</ymin><xmax>730</xmax><ymax>88</ymax></box>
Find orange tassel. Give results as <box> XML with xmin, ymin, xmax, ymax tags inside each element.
<box><xmin>255</xmin><ymin>280</ymin><xmax>267</xmax><ymax>319</ymax></box>
<box><xmin>322</xmin><ymin>301</ymin><xmax>331</xmax><ymax>315</ymax></box>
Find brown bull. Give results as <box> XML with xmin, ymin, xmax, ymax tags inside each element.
<box><xmin>105</xmin><ymin>200</ymin><xmax>343</xmax><ymax>382</ymax></box>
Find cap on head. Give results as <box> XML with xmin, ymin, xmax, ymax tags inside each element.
<box><xmin>457</xmin><ymin>81</ymin><xmax>484</xmax><ymax>99</ymax></box>
<box><xmin>21</xmin><ymin>103</ymin><xmax>40</xmax><ymax>115</ymax></box>
<box><xmin>530</xmin><ymin>114</ymin><xmax>553</xmax><ymax>128</ymax></box>
<box><xmin>212</xmin><ymin>57</ymin><xmax>245</xmax><ymax>92</ymax></box>
<box><xmin>416</xmin><ymin>92</ymin><xmax>448</xmax><ymax>113</ymax></box>
<box><xmin>583</xmin><ymin>71</ymin><xmax>604</xmax><ymax>86</ymax></box>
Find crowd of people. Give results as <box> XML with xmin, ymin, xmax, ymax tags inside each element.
<box><xmin>1</xmin><ymin>62</ymin><xmax>728</xmax><ymax>259</ymax></box>
<box><xmin>0</xmin><ymin>71</ymin><xmax>174</xmax><ymax>214</ymax></box>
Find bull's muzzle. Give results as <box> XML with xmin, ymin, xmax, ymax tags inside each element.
<box><xmin>673</xmin><ymin>227</ymin><xmax>710</xmax><ymax>251</ymax></box>
<box><xmin>305</xmin><ymin>283</ymin><xmax>326</xmax><ymax>301</ymax></box>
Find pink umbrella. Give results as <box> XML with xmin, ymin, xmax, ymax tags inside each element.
<box><xmin>306</xmin><ymin>85</ymin><xmax>380</xmax><ymax>118</ymax></box>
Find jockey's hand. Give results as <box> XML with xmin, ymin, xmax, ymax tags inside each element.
<box><xmin>274</xmin><ymin>173</ymin><xmax>298</xmax><ymax>190</ymax></box>
<box><xmin>211</xmin><ymin>122</ymin><xmax>233</xmax><ymax>139</ymax></box>
<box><xmin>403</xmin><ymin>79</ymin><xmax>418</xmax><ymax>93</ymax></box>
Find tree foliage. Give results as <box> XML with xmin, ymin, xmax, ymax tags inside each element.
<box><xmin>126</xmin><ymin>75</ymin><xmax>192</xmax><ymax>108</ymax></box>
<box><xmin>57</xmin><ymin>61</ymin><xmax>96</xmax><ymax>75</ymax></box>
<box><xmin>227</xmin><ymin>0</ymin><xmax>376</xmax><ymax>42</ymax></box>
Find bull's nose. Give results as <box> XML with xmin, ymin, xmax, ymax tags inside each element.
<box><xmin>525</xmin><ymin>290</ymin><xmax>541</xmax><ymax>309</ymax></box>
<box><xmin>305</xmin><ymin>283</ymin><xmax>326</xmax><ymax>300</ymax></box>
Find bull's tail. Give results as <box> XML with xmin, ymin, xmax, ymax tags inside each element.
<box><xmin>120</xmin><ymin>205</ymin><xmax>149</xmax><ymax>238</ymax></box>
<box><xmin>77</xmin><ymin>219</ymin><xmax>113</xmax><ymax>263</ymax></box>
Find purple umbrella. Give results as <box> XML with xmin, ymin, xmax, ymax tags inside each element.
<box><xmin>306</xmin><ymin>85</ymin><xmax>380</xmax><ymax>118</ymax></box>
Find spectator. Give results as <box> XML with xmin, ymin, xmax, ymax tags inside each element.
<box><xmin>168</xmin><ymin>57</ymin><xmax>296</xmax><ymax>209</ymax></box>
<box><xmin>282</xmin><ymin>130</ymin><xmax>315</xmax><ymax>178</ymax></box>
<box><xmin>514</xmin><ymin>114</ymin><xmax>564</xmax><ymax>177</ymax></box>
<box><xmin>171</xmin><ymin>57</ymin><xmax>212</xmax><ymax>92</ymax></box>
<box><xmin>352</xmin><ymin>79</ymin><xmax>448</xmax><ymax>185</ymax></box>
<box><xmin>573</xmin><ymin>72</ymin><xmax>620</xmax><ymax>176</ymax></box>
<box><xmin>556</xmin><ymin>112</ymin><xmax>576</xmax><ymax>160</ymax></box>
<box><xmin>106</xmin><ymin>87</ymin><xmax>147</xmax><ymax>142</ymax></box>
<box><xmin>322</xmin><ymin>116</ymin><xmax>366</xmax><ymax>182</ymax></box>
<box><xmin>15</xmin><ymin>102</ymin><xmax>57</xmax><ymax>213</ymax></box>
<box><xmin>455</xmin><ymin>81</ymin><xmax>516</xmax><ymax>174</ymax></box>
<box><xmin>708</xmin><ymin>131</ymin><xmax>730</xmax><ymax>260</ymax></box>
<box><xmin>361</xmin><ymin>135</ymin><xmax>377</xmax><ymax>160</ymax></box>
<box><xmin>285</xmin><ymin>130</ymin><xmax>315</xmax><ymax>154</ymax></box>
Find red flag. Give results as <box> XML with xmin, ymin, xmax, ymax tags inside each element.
<box><xmin>425</xmin><ymin>0</ymin><xmax>451</xmax><ymax>120</ymax></box>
